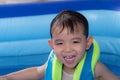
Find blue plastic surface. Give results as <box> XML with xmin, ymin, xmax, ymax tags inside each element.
<box><xmin>0</xmin><ymin>1</ymin><xmax>120</xmax><ymax>77</ymax></box>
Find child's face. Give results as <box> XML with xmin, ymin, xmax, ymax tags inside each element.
<box><xmin>48</xmin><ymin>24</ymin><xmax>92</xmax><ymax>72</ymax></box>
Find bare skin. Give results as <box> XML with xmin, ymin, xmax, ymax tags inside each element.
<box><xmin>95</xmin><ymin>62</ymin><xmax>120</xmax><ymax>80</ymax></box>
<box><xmin>0</xmin><ymin>64</ymin><xmax>46</xmax><ymax>80</ymax></box>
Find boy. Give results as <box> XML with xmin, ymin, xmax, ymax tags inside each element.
<box><xmin>0</xmin><ymin>10</ymin><xmax>119</xmax><ymax>80</ymax></box>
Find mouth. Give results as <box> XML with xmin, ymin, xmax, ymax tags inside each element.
<box><xmin>63</xmin><ymin>55</ymin><xmax>76</xmax><ymax>64</ymax></box>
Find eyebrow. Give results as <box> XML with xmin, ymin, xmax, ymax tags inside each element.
<box><xmin>54</xmin><ymin>37</ymin><xmax>82</xmax><ymax>42</ymax></box>
<box><xmin>71</xmin><ymin>37</ymin><xmax>82</xmax><ymax>40</ymax></box>
<box><xmin>54</xmin><ymin>39</ymin><xmax>63</xmax><ymax>42</ymax></box>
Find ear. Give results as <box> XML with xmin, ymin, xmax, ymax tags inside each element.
<box><xmin>48</xmin><ymin>39</ymin><xmax>54</xmax><ymax>49</ymax></box>
<box><xmin>86</xmin><ymin>36</ymin><xmax>93</xmax><ymax>50</ymax></box>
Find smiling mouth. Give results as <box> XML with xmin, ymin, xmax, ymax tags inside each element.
<box><xmin>63</xmin><ymin>55</ymin><xmax>75</xmax><ymax>63</ymax></box>
<box><xmin>64</xmin><ymin>55</ymin><xmax>75</xmax><ymax>59</ymax></box>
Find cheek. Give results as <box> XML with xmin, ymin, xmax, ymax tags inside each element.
<box><xmin>82</xmin><ymin>41</ymin><xmax>88</xmax><ymax>50</ymax></box>
<box><xmin>53</xmin><ymin>47</ymin><xmax>61</xmax><ymax>56</ymax></box>
<box><xmin>76</xmin><ymin>45</ymin><xmax>86</xmax><ymax>59</ymax></box>
<box><xmin>77</xmin><ymin>49</ymin><xmax>85</xmax><ymax>56</ymax></box>
<box><xmin>75</xmin><ymin>44</ymin><xmax>86</xmax><ymax>55</ymax></box>
<box><xmin>53</xmin><ymin>46</ymin><xmax>64</xmax><ymax>59</ymax></box>
<box><xmin>76</xmin><ymin>43</ymin><xmax>86</xmax><ymax>50</ymax></box>
<box><xmin>53</xmin><ymin>44</ymin><xmax>64</xmax><ymax>52</ymax></box>
<box><xmin>53</xmin><ymin>50</ymin><xmax>63</xmax><ymax>62</ymax></box>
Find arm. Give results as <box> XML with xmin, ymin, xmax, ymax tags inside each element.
<box><xmin>95</xmin><ymin>61</ymin><xmax>120</xmax><ymax>80</ymax></box>
<box><xmin>0</xmin><ymin>64</ymin><xmax>46</xmax><ymax>80</ymax></box>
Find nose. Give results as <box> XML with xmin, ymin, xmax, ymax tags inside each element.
<box><xmin>64</xmin><ymin>43</ymin><xmax>73</xmax><ymax>52</ymax></box>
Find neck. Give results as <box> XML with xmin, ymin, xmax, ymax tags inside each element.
<box><xmin>63</xmin><ymin>65</ymin><xmax>75</xmax><ymax>74</ymax></box>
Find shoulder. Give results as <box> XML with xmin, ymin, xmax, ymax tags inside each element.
<box><xmin>94</xmin><ymin>61</ymin><xmax>120</xmax><ymax>80</ymax></box>
<box><xmin>37</xmin><ymin>63</ymin><xmax>46</xmax><ymax>73</ymax></box>
<box><xmin>37</xmin><ymin>63</ymin><xmax>46</xmax><ymax>78</ymax></box>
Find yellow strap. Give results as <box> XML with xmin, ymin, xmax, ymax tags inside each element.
<box><xmin>52</xmin><ymin>52</ymin><xmax>87</xmax><ymax>80</ymax></box>
<box><xmin>73</xmin><ymin>52</ymin><xmax>87</xmax><ymax>80</ymax></box>
<box><xmin>91</xmin><ymin>39</ymin><xmax>100</xmax><ymax>75</ymax></box>
<box><xmin>52</xmin><ymin>56</ymin><xmax>62</xmax><ymax>80</ymax></box>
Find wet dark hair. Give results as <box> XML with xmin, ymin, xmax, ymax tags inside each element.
<box><xmin>50</xmin><ymin>10</ymin><xmax>88</xmax><ymax>38</ymax></box>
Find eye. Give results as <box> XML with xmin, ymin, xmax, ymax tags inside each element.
<box><xmin>73</xmin><ymin>40</ymin><xmax>80</xmax><ymax>43</ymax></box>
<box><xmin>55</xmin><ymin>42</ymin><xmax>63</xmax><ymax>45</ymax></box>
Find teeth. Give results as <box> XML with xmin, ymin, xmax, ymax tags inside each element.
<box><xmin>64</xmin><ymin>56</ymin><xmax>73</xmax><ymax>59</ymax></box>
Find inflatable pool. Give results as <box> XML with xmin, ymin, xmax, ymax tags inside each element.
<box><xmin>0</xmin><ymin>0</ymin><xmax>120</xmax><ymax>77</ymax></box>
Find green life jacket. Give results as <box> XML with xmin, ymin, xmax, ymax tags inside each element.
<box><xmin>44</xmin><ymin>39</ymin><xmax>100</xmax><ymax>80</ymax></box>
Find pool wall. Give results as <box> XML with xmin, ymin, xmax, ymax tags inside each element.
<box><xmin>0</xmin><ymin>1</ymin><xmax>120</xmax><ymax>76</ymax></box>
